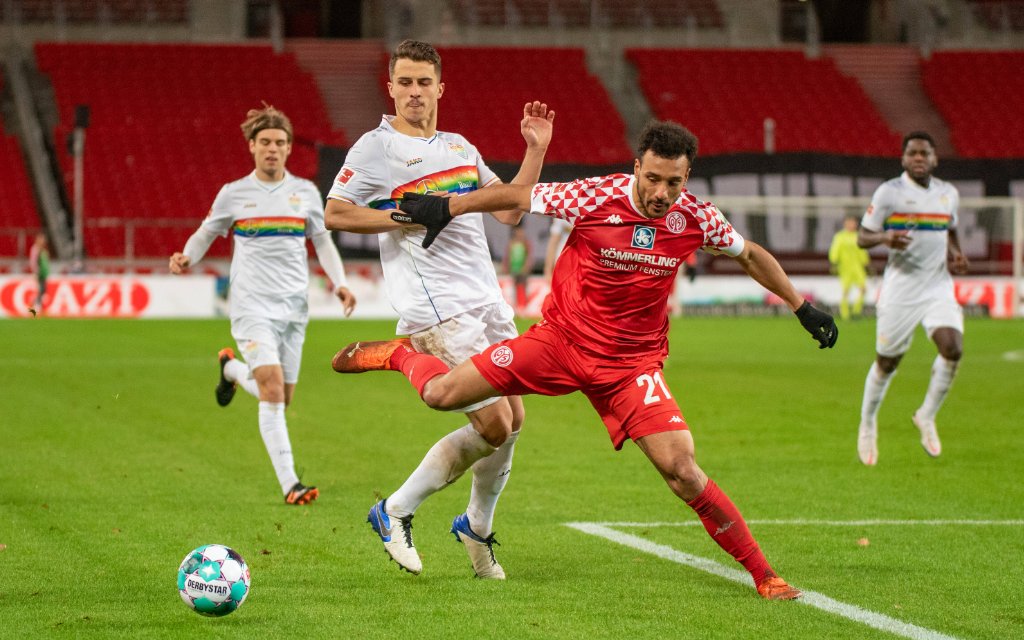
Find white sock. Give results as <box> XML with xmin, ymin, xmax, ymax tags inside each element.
<box><xmin>258</xmin><ymin>401</ymin><xmax>299</xmax><ymax>494</ymax></box>
<box><xmin>225</xmin><ymin>359</ymin><xmax>260</xmax><ymax>398</ymax></box>
<box><xmin>917</xmin><ymin>356</ymin><xmax>959</xmax><ymax>421</ymax></box>
<box><xmin>386</xmin><ymin>424</ymin><xmax>496</xmax><ymax>518</ymax></box>
<box><xmin>861</xmin><ymin>362</ymin><xmax>895</xmax><ymax>424</ymax></box>
<box><xmin>467</xmin><ymin>429</ymin><xmax>519</xmax><ymax>537</ymax></box>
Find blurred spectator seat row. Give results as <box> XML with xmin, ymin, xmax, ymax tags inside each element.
<box><xmin>969</xmin><ymin>0</ymin><xmax>1024</xmax><ymax>30</ymax></box>
<box><xmin>433</xmin><ymin>47</ymin><xmax>632</xmax><ymax>164</ymax></box>
<box><xmin>627</xmin><ymin>48</ymin><xmax>900</xmax><ymax>156</ymax></box>
<box><xmin>0</xmin><ymin>70</ymin><xmax>43</xmax><ymax>257</ymax></box>
<box><xmin>35</xmin><ymin>42</ymin><xmax>345</xmax><ymax>258</ymax></box>
<box><xmin>0</xmin><ymin>0</ymin><xmax>188</xmax><ymax>23</ymax></box>
<box><xmin>449</xmin><ymin>0</ymin><xmax>722</xmax><ymax>29</ymax></box>
<box><xmin>920</xmin><ymin>51</ymin><xmax>1024</xmax><ymax>158</ymax></box>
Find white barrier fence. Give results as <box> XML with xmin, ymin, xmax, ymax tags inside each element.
<box><xmin>2</xmin><ymin>272</ymin><xmax>1019</xmax><ymax>319</ymax></box>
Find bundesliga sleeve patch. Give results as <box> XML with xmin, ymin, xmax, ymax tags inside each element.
<box><xmin>337</xmin><ymin>167</ymin><xmax>356</xmax><ymax>185</ymax></box>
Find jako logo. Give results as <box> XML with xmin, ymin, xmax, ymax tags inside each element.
<box><xmin>0</xmin><ymin>278</ymin><xmax>150</xmax><ymax>317</ymax></box>
<box><xmin>490</xmin><ymin>345</ymin><xmax>513</xmax><ymax>367</ymax></box>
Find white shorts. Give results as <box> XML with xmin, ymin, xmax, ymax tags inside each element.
<box><xmin>231</xmin><ymin>316</ymin><xmax>308</xmax><ymax>384</ymax></box>
<box><xmin>410</xmin><ymin>302</ymin><xmax>518</xmax><ymax>413</ymax></box>
<box><xmin>876</xmin><ymin>293</ymin><xmax>963</xmax><ymax>357</ymax></box>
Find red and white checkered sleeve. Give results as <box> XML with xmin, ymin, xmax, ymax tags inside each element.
<box><xmin>529</xmin><ymin>174</ymin><xmax>631</xmax><ymax>224</ymax></box>
<box><xmin>695</xmin><ymin>201</ymin><xmax>745</xmax><ymax>257</ymax></box>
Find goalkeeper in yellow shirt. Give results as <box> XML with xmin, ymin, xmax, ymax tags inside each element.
<box><xmin>829</xmin><ymin>215</ymin><xmax>870</xmax><ymax>320</ymax></box>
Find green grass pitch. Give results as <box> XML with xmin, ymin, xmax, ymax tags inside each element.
<box><xmin>1</xmin><ymin>316</ymin><xmax>1022</xmax><ymax>639</ymax></box>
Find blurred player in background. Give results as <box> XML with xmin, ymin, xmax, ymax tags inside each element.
<box><xmin>828</xmin><ymin>214</ymin><xmax>870</xmax><ymax>320</ymax></box>
<box><xmin>543</xmin><ymin>216</ymin><xmax>573</xmax><ymax>282</ymax></box>
<box><xmin>325</xmin><ymin>40</ymin><xmax>554</xmax><ymax>579</ymax></box>
<box><xmin>28</xmin><ymin>233</ymin><xmax>50</xmax><ymax>316</ymax></box>
<box><xmin>169</xmin><ymin>104</ymin><xmax>356</xmax><ymax>504</ymax></box>
<box><xmin>504</xmin><ymin>224</ymin><xmax>533</xmax><ymax>314</ymax></box>
<box><xmin>856</xmin><ymin>131</ymin><xmax>967</xmax><ymax>466</ymax></box>
<box><xmin>334</xmin><ymin>121</ymin><xmax>839</xmax><ymax>599</ymax></box>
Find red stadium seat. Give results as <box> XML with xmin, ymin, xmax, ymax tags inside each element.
<box><xmin>626</xmin><ymin>48</ymin><xmax>899</xmax><ymax>156</ymax></box>
<box><xmin>35</xmin><ymin>42</ymin><xmax>346</xmax><ymax>258</ymax></box>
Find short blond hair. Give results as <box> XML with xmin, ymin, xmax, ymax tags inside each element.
<box><xmin>241</xmin><ymin>103</ymin><xmax>293</xmax><ymax>142</ymax></box>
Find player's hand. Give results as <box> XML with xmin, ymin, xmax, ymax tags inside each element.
<box><xmin>334</xmin><ymin>286</ymin><xmax>357</xmax><ymax>317</ymax></box>
<box><xmin>885</xmin><ymin>230</ymin><xmax>911</xmax><ymax>250</ymax></box>
<box><xmin>393</xmin><ymin>192</ymin><xmax>453</xmax><ymax>249</ymax></box>
<box><xmin>948</xmin><ymin>250</ymin><xmax>969</xmax><ymax>275</ymax></box>
<box><xmin>521</xmin><ymin>101</ymin><xmax>555</xmax><ymax>150</ymax></box>
<box><xmin>169</xmin><ymin>252</ymin><xmax>190</xmax><ymax>274</ymax></box>
<box><xmin>795</xmin><ymin>301</ymin><xmax>838</xmax><ymax>349</ymax></box>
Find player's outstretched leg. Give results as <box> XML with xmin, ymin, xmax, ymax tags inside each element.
<box><xmin>216</xmin><ymin>348</ymin><xmax>238</xmax><ymax>406</ymax></box>
<box><xmin>367</xmin><ymin>499</ymin><xmax>422</xmax><ymax>574</ymax></box>
<box><xmin>332</xmin><ymin>339</ymin><xmax>413</xmax><ymax>373</ymax></box>
<box><xmin>451</xmin><ymin>513</ymin><xmax>505</xmax><ymax>580</ymax></box>
<box><xmin>284</xmin><ymin>482</ymin><xmax>319</xmax><ymax>505</ymax></box>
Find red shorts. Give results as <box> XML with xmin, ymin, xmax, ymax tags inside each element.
<box><xmin>471</xmin><ymin>322</ymin><xmax>688</xmax><ymax>450</ymax></box>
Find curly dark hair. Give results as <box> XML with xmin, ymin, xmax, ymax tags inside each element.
<box><xmin>902</xmin><ymin>130</ymin><xmax>936</xmax><ymax>152</ymax></box>
<box><xmin>389</xmin><ymin>40</ymin><xmax>442</xmax><ymax>79</ymax></box>
<box><xmin>636</xmin><ymin>120</ymin><xmax>698</xmax><ymax>164</ymax></box>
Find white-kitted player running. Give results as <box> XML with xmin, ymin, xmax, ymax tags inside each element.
<box><xmin>170</xmin><ymin>104</ymin><xmax>356</xmax><ymax>504</ymax></box>
<box><xmin>856</xmin><ymin>131</ymin><xmax>968</xmax><ymax>466</ymax></box>
<box><xmin>325</xmin><ymin>39</ymin><xmax>554</xmax><ymax>579</ymax></box>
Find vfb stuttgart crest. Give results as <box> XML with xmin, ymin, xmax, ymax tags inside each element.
<box><xmin>666</xmin><ymin>211</ymin><xmax>686</xmax><ymax>234</ymax></box>
<box><xmin>631</xmin><ymin>225</ymin><xmax>656</xmax><ymax>250</ymax></box>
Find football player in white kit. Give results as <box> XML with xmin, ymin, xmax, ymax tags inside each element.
<box><xmin>856</xmin><ymin>131</ymin><xmax>968</xmax><ymax>466</ymax></box>
<box><xmin>170</xmin><ymin>105</ymin><xmax>357</xmax><ymax>503</ymax></box>
<box><xmin>325</xmin><ymin>40</ymin><xmax>554</xmax><ymax>579</ymax></box>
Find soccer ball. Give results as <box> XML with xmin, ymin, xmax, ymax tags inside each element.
<box><xmin>177</xmin><ymin>544</ymin><xmax>250</xmax><ymax>617</ymax></box>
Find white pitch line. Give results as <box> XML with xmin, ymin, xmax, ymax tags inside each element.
<box><xmin>579</xmin><ymin>519</ymin><xmax>1024</xmax><ymax>528</ymax></box>
<box><xmin>566</xmin><ymin>522</ymin><xmax>963</xmax><ymax>640</ymax></box>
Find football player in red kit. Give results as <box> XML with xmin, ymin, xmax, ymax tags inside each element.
<box><xmin>334</xmin><ymin>121</ymin><xmax>837</xmax><ymax>599</ymax></box>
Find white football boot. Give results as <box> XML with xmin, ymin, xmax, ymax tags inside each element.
<box><xmin>451</xmin><ymin>513</ymin><xmax>505</xmax><ymax>580</ymax></box>
<box><xmin>857</xmin><ymin>420</ymin><xmax>878</xmax><ymax>466</ymax></box>
<box><xmin>367</xmin><ymin>499</ymin><xmax>422</xmax><ymax>574</ymax></box>
<box><xmin>912</xmin><ymin>412</ymin><xmax>942</xmax><ymax>457</ymax></box>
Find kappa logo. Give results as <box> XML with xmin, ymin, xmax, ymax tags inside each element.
<box><xmin>631</xmin><ymin>225</ymin><xmax>656</xmax><ymax>250</ymax></box>
<box><xmin>669</xmin><ymin>416</ymin><xmax>684</xmax><ymax>423</ymax></box>
<box><xmin>607</xmin><ymin>214</ymin><xmax>623</xmax><ymax>224</ymax></box>
<box><xmin>490</xmin><ymin>345</ymin><xmax>513</xmax><ymax>367</ymax></box>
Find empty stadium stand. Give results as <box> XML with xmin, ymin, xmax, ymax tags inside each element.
<box><xmin>627</xmin><ymin>48</ymin><xmax>900</xmax><ymax>156</ymax></box>
<box><xmin>433</xmin><ymin>46</ymin><xmax>632</xmax><ymax>164</ymax></box>
<box><xmin>34</xmin><ymin>42</ymin><xmax>344</xmax><ymax>258</ymax></box>
<box><xmin>2</xmin><ymin>0</ymin><xmax>188</xmax><ymax>24</ymax></box>
<box><xmin>920</xmin><ymin>50</ymin><xmax>1024</xmax><ymax>158</ymax></box>
<box><xmin>0</xmin><ymin>70</ymin><xmax>42</xmax><ymax>258</ymax></box>
<box><xmin>448</xmin><ymin>0</ymin><xmax>723</xmax><ymax>29</ymax></box>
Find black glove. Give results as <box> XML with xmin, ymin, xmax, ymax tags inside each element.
<box><xmin>391</xmin><ymin>192</ymin><xmax>453</xmax><ymax>249</ymax></box>
<box><xmin>795</xmin><ymin>301</ymin><xmax>838</xmax><ymax>349</ymax></box>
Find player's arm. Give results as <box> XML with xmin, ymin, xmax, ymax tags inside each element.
<box><xmin>857</xmin><ymin>187</ymin><xmax>909</xmax><ymax>250</ymax></box>
<box><xmin>325</xmin><ymin>198</ymin><xmax>408</xmax><ymax>234</ymax></box>
<box><xmin>947</xmin><ymin>228</ymin><xmax>969</xmax><ymax>274</ymax></box>
<box><xmin>731</xmin><ymin>241</ymin><xmax>838</xmax><ymax>349</ymax></box>
<box><xmin>310</xmin><ymin>231</ymin><xmax>356</xmax><ymax>316</ymax></box>
<box><xmin>170</xmin><ymin>187</ymin><xmax>231</xmax><ymax>274</ymax></box>
<box><xmin>487</xmin><ymin>101</ymin><xmax>555</xmax><ymax>226</ymax></box>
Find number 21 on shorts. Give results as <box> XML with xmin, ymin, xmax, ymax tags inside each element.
<box><xmin>636</xmin><ymin>371</ymin><xmax>672</xmax><ymax>405</ymax></box>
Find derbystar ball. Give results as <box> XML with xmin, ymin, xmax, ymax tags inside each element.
<box><xmin>177</xmin><ymin>544</ymin><xmax>250</xmax><ymax>617</ymax></box>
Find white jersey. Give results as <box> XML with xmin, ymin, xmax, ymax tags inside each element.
<box><xmin>201</xmin><ymin>171</ymin><xmax>327</xmax><ymax>322</ymax></box>
<box><xmin>327</xmin><ymin>115</ymin><xmax>506</xmax><ymax>334</ymax></box>
<box><xmin>862</xmin><ymin>172</ymin><xmax>959</xmax><ymax>306</ymax></box>
<box><xmin>550</xmin><ymin>216</ymin><xmax>573</xmax><ymax>256</ymax></box>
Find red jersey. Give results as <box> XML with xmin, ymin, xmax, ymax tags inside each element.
<box><xmin>529</xmin><ymin>173</ymin><xmax>744</xmax><ymax>358</ymax></box>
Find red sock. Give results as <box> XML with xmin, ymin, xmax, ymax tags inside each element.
<box><xmin>686</xmin><ymin>479</ymin><xmax>775</xmax><ymax>586</ymax></box>
<box><xmin>389</xmin><ymin>348</ymin><xmax>450</xmax><ymax>396</ymax></box>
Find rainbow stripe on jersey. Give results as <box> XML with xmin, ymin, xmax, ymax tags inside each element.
<box><xmin>883</xmin><ymin>212</ymin><xmax>950</xmax><ymax>231</ymax></box>
<box><xmin>233</xmin><ymin>217</ymin><xmax>306</xmax><ymax>237</ymax></box>
<box><xmin>369</xmin><ymin>165</ymin><xmax>480</xmax><ymax>210</ymax></box>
